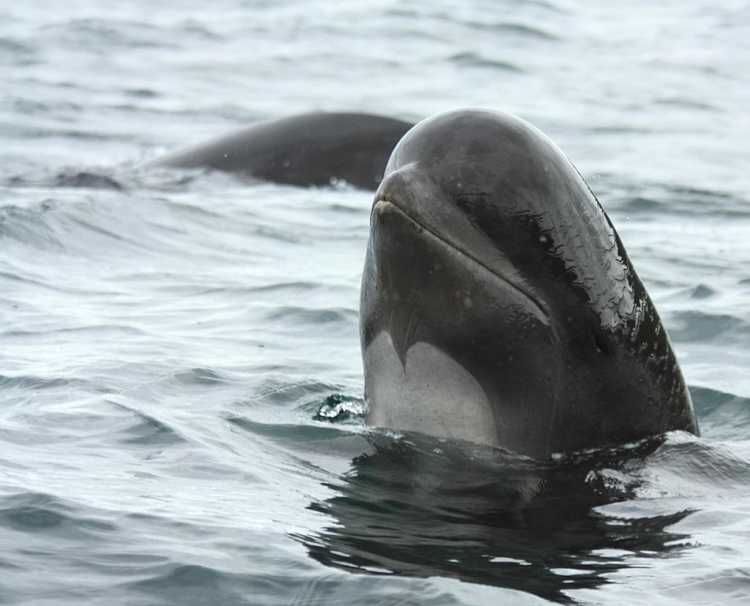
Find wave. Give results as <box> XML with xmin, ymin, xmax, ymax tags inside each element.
<box><xmin>691</xmin><ymin>386</ymin><xmax>750</xmax><ymax>441</ymax></box>
<box><xmin>0</xmin><ymin>492</ymin><xmax>117</xmax><ymax>536</ymax></box>
<box><xmin>458</xmin><ymin>20</ymin><xmax>560</xmax><ymax>40</ymax></box>
<box><xmin>108</xmin><ymin>401</ymin><xmax>187</xmax><ymax>447</ymax></box>
<box><xmin>669</xmin><ymin>310</ymin><xmax>748</xmax><ymax>343</ymax></box>
<box><xmin>448</xmin><ymin>52</ymin><xmax>524</xmax><ymax>73</ymax></box>
<box><xmin>264</xmin><ymin>306</ymin><xmax>357</xmax><ymax>325</ymax></box>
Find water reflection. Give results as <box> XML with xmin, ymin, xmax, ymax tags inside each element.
<box><xmin>295</xmin><ymin>433</ymin><xmax>692</xmax><ymax>604</ymax></box>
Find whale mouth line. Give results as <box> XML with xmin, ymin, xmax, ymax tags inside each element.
<box><xmin>372</xmin><ymin>198</ymin><xmax>549</xmax><ymax>322</ymax></box>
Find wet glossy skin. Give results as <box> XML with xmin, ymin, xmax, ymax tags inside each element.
<box><xmin>361</xmin><ymin>109</ymin><xmax>699</xmax><ymax>458</ymax></box>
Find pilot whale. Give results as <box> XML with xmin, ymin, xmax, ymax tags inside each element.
<box><xmin>153</xmin><ymin>112</ymin><xmax>413</xmax><ymax>190</ymax></box>
<box><xmin>360</xmin><ymin>109</ymin><xmax>699</xmax><ymax>458</ymax></box>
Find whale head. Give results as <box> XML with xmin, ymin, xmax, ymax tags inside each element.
<box><xmin>360</xmin><ymin>109</ymin><xmax>698</xmax><ymax>458</ymax></box>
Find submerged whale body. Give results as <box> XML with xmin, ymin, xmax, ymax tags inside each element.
<box><xmin>361</xmin><ymin>109</ymin><xmax>699</xmax><ymax>458</ymax></box>
<box><xmin>154</xmin><ymin>112</ymin><xmax>413</xmax><ymax>190</ymax></box>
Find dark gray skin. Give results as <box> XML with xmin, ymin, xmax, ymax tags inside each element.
<box><xmin>361</xmin><ymin>109</ymin><xmax>699</xmax><ymax>459</ymax></box>
<box><xmin>153</xmin><ymin>112</ymin><xmax>413</xmax><ymax>190</ymax></box>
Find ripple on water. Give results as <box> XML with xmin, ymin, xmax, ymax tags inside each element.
<box><xmin>39</xmin><ymin>19</ymin><xmax>181</xmax><ymax>50</ymax></box>
<box><xmin>53</xmin><ymin>170</ymin><xmax>125</xmax><ymax>191</ymax></box>
<box><xmin>0</xmin><ymin>37</ymin><xmax>38</xmax><ymax>65</ymax></box>
<box><xmin>264</xmin><ymin>305</ymin><xmax>357</xmax><ymax>326</ymax></box>
<box><xmin>124</xmin><ymin>563</ymin><xmax>407</xmax><ymax>606</ymax></box>
<box><xmin>632</xmin><ymin>433</ymin><xmax>750</xmax><ymax>497</ymax></box>
<box><xmin>459</xmin><ymin>20</ymin><xmax>560</xmax><ymax>40</ymax></box>
<box><xmin>109</xmin><ymin>402</ymin><xmax>188</xmax><ymax>448</ymax></box>
<box><xmin>0</xmin><ymin>202</ymin><xmax>67</xmax><ymax>250</ymax></box>
<box><xmin>687</xmin><ymin>284</ymin><xmax>717</xmax><ymax>300</ymax></box>
<box><xmin>662</xmin><ymin>283</ymin><xmax>718</xmax><ymax>302</ymax></box>
<box><xmin>247</xmin><ymin>378</ymin><xmax>343</xmax><ymax>407</ymax></box>
<box><xmin>668</xmin><ymin>310</ymin><xmax>747</xmax><ymax>343</ymax></box>
<box><xmin>691</xmin><ymin>386</ymin><xmax>750</xmax><ymax>441</ymax></box>
<box><xmin>447</xmin><ymin>52</ymin><xmax>525</xmax><ymax>73</ymax></box>
<box><xmin>0</xmin><ymin>374</ymin><xmax>75</xmax><ymax>391</ymax></box>
<box><xmin>5</xmin><ymin>168</ymin><xmax>125</xmax><ymax>191</ymax></box>
<box><xmin>226</xmin><ymin>415</ymin><xmax>354</xmax><ymax>446</ymax></box>
<box><xmin>0</xmin><ymin>493</ymin><xmax>117</xmax><ymax>537</ymax></box>
<box><xmin>127</xmin><ymin>564</ymin><xmax>240</xmax><ymax>603</ymax></box>
<box><xmin>225</xmin><ymin>380</ymin><xmax>367</xmax><ymax>454</ymax></box>
<box><xmin>173</xmin><ymin>367</ymin><xmax>226</xmax><ymax>386</ymax></box>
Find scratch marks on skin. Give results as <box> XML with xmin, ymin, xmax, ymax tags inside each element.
<box><xmin>543</xmin><ymin>189</ymin><xmax>635</xmax><ymax>331</ymax></box>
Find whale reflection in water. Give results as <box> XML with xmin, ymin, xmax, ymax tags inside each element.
<box><xmin>293</xmin><ymin>432</ymin><xmax>692</xmax><ymax>603</ymax></box>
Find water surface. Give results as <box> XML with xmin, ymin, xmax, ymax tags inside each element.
<box><xmin>1</xmin><ymin>1</ymin><xmax>749</xmax><ymax>604</ymax></box>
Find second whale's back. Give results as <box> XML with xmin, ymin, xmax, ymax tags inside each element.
<box><xmin>153</xmin><ymin>112</ymin><xmax>414</xmax><ymax>191</ymax></box>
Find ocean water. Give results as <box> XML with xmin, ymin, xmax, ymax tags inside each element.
<box><xmin>1</xmin><ymin>1</ymin><xmax>749</xmax><ymax>604</ymax></box>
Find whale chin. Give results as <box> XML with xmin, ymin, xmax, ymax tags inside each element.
<box><xmin>365</xmin><ymin>332</ymin><xmax>501</xmax><ymax>449</ymax></box>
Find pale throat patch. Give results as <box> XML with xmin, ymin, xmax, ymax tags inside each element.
<box><xmin>365</xmin><ymin>331</ymin><xmax>498</xmax><ymax>447</ymax></box>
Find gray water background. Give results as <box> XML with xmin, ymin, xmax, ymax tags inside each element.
<box><xmin>1</xmin><ymin>1</ymin><xmax>749</xmax><ymax>604</ymax></box>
